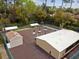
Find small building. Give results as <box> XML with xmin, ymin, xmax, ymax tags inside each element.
<box><xmin>6</xmin><ymin>31</ymin><xmax>23</xmax><ymax>48</ymax></box>
<box><xmin>4</xmin><ymin>26</ymin><xmax>18</xmax><ymax>31</ymax></box>
<box><xmin>36</xmin><ymin>29</ymin><xmax>79</xmax><ymax>59</ymax></box>
<box><xmin>30</xmin><ymin>23</ymin><xmax>39</xmax><ymax>27</ymax></box>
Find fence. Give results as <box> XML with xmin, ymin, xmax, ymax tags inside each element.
<box><xmin>0</xmin><ymin>32</ymin><xmax>14</xmax><ymax>59</ymax></box>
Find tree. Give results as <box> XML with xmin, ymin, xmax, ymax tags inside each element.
<box><xmin>0</xmin><ymin>0</ymin><xmax>4</xmax><ymax>9</ymax></box>
<box><xmin>61</xmin><ymin>0</ymin><xmax>64</xmax><ymax>8</ymax></box>
<box><xmin>0</xmin><ymin>17</ymin><xmax>10</xmax><ymax>27</ymax></box>
<box><xmin>51</xmin><ymin>0</ymin><xmax>55</xmax><ymax>8</ymax></box>
<box><xmin>0</xmin><ymin>0</ymin><xmax>5</xmax><ymax>13</ymax></box>
<box><xmin>45</xmin><ymin>0</ymin><xmax>47</xmax><ymax>9</ymax></box>
<box><xmin>34</xmin><ymin>8</ymin><xmax>47</xmax><ymax>24</ymax></box>
<box><xmin>70</xmin><ymin>0</ymin><xmax>74</xmax><ymax>8</ymax></box>
<box><xmin>65</xmin><ymin>8</ymin><xmax>74</xmax><ymax>13</ymax></box>
<box><xmin>14</xmin><ymin>0</ymin><xmax>16</xmax><ymax>4</ymax></box>
<box><xmin>53</xmin><ymin>10</ymin><xmax>65</xmax><ymax>27</ymax></box>
<box><xmin>16</xmin><ymin>0</ymin><xmax>37</xmax><ymax>15</ymax></box>
<box><xmin>63</xmin><ymin>12</ymin><xmax>76</xmax><ymax>26</ymax></box>
<box><xmin>53</xmin><ymin>10</ymin><xmax>75</xmax><ymax>28</ymax></box>
<box><xmin>13</xmin><ymin>0</ymin><xmax>17</xmax><ymax>8</ymax></box>
<box><xmin>74</xmin><ymin>9</ymin><xmax>79</xmax><ymax>14</ymax></box>
<box><xmin>63</xmin><ymin>0</ymin><xmax>70</xmax><ymax>8</ymax></box>
<box><xmin>12</xmin><ymin>0</ymin><xmax>37</xmax><ymax>25</ymax></box>
<box><xmin>4</xmin><ymin>0</ymin><xmax>7</xmax><ymax>9</ymax></box>
<box><xmin>61</xmin><ymin>0</ymin><xmax>71</xmax><ymax>8</ymax></box>
<box><xmin>42</xmin><ymin>0</ymin><xmax>47</xmax><ymax>10</ymax></box>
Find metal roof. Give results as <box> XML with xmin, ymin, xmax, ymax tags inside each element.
<box><xmin>36</xmin><ymin>29</ymin><xmax>79</xmax><ymax>52</ymax></box>
<box><xmin>30</xmin><ymin>23</ymin><xmax>39</xmax><ymax>27</ymax></box>
<box><xmin>5</xmin><ymin>26</ymin><xmax>18</xmax><ymax>31</ymax></box>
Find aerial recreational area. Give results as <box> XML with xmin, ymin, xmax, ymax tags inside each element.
<box><xmin>0</xmin><ymin>0</ymin><xmax>79</xmax><ymax>59</ymax></box>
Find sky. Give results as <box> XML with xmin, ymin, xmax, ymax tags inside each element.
<box><xmin>33</xmin><ymin>0</ymin><xmax>79</xmax><ymax>8</ymax></box>
<box><xmin>7</xmin><ymin>0</ymin><xmax>79</xmax><ymax>8</ymax></box>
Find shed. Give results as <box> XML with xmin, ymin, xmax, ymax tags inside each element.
<box><xmin>30</xmin><ymin>23</ymin><xmax>39</xmax><ymax>27</ymax></box>
<box><xmin>6</xmin><ymin>31</ymin><xmax>23</xmax><ymax>48</ymax></box>
<box><xmin>36</xmin><ymin>29</ymin><xmax>79</xmax><ymax>59</ymax></box>
<box><xmin>4</xmin><ymin>26</ymin><xmax>18</xmax><ymax>31</ymax></box>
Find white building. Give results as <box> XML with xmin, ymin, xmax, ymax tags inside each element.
<box><xmin>30</xmin><ymin>23</ymin><xmax>39</xmax><ymax>27</ymax></box>
<box><xmin>6</xmin><ymin>31</ymin><xmax>23</xmax><ymax>48</ymax></box>
<box><xmin>4</xmin><ymin>26</ymin><xmax>18</xmax><ymax>31</ymax></box>
<box><xmin>36</xmin><ymin>29</ymin><xmax>79</xmax><ymax>59</ymax></box>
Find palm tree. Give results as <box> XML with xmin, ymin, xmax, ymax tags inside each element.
<box><xmin>45</xmin><ymin>0</ymin><xmax>47</xmax><ymax>9</ymax></box>
<box><xmin>42</xmin><ymin>0</ymin><xmax>47</xmax><ymax>10</ymax></box>
<box><xmin>14</xmin><ymin>0</ymin><xmax>16</xmax><ymax>4</ymax></box>
<box><xmin>63</xmin><ymin>0</ymin><xmax>70</xmax><ymax>8</ymax></box>
<box><xmin>61</xmin><ymin>0</ymin><xmax>64</xmax><ymax>8</ymax></box>
<box><xmin>77</xmin><ymin>0</ymin><xmax>79</xmax><ymax>3</ymax></box>
<box><xmin>4</xmin><ymin>0</ymin><xmax>7</xmax><ymax>7</ymax></box>
<box><xmin>13</xmin><ymin>0</ymin><xmax>16</xmax><ymax>9</ymax></box>
<box><xmin>70</xmin><ymin>0</ymin><xmax>74</xmax><ymax>8</ymax></box>
<box><xmin>51</xmin><ymin>0</ymin><xmax>55</xmax><ymax>8</ymax></box>
<box><xmin>4</xmin><ymin>0</ymin><xmax>8</xmax><ymax>15</ymax></box>
<box><xmin>45</xmin><ymin>0</ymin><xmax>47</xmax><ymax>5</ymax></box>
<box><xmin>61</xmin><ymin>0</ymin><xmax>71</xmax><ymax>8</ymax></box>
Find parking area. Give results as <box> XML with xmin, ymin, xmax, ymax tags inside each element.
<box><xmin>10</xmin><ymin>26</ymin><xmax>57</xmax><ymax>59</ymax></box>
